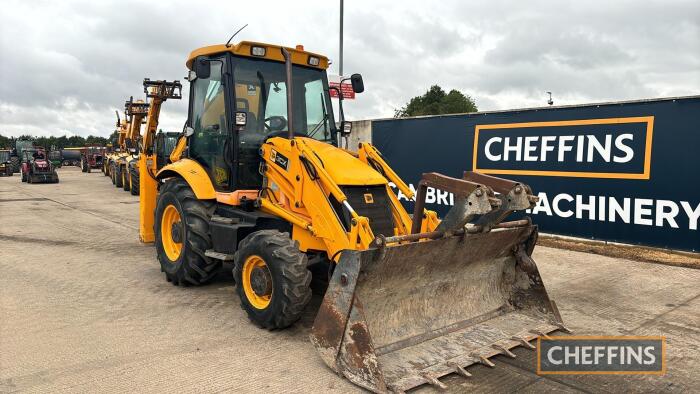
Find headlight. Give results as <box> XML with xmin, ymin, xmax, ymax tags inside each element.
<box><xmin>251</xmin><ymin>46</ymin><xmax>266</xmax><ymax>57</ymax></box>
<box><xmin>308</xmin><ymin>56</ymin><xmax>320</xmax><ymax>66</ymax></box>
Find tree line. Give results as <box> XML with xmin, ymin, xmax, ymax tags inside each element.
<box><xmin>1</xmin><ymin>85</ymin><xmax>475</xmax><ymax>150</ymax></box>
<box><xmin>0</xmin><ymin>132</ymin><xmax>118</xmax><ymax>150</ymax></box>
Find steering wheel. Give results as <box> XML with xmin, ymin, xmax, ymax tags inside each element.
<box><xmin>263</xmin><ymin>116</ymin><xmax>287</xmax><ymax>132</ymax></box>
<box><xmin>265</xmin><ymin>130</ymin><xmax>309</xmax><ymax>140</ymax></box>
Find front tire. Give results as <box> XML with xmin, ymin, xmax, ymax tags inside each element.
<box><xmin>233</xmin><ymin>230</ymin><xmax>312</xmax><ymax>329</ymax></box>
<box><xmin>155</xmin><ymin>179</ymin><xmax>219</xmax><ymax>286</ymax></box>
<box><xmin>114</xmin><ymin>164</ymin><xmax>123</xmax><ymax>187</ymax></box>
<box><xmin>122</xmin><ymin>166</ymin><xmax>130</xmax><ymax>191</ymax></box>
<box><xmin>110</xmin><ymin>163</ymin><xmax>116</xmax><ymax>184</ymax></box>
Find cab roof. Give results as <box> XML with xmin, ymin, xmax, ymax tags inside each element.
<box><xmin>186</xmin><ymin>41</ymin><xmax>329</xmax><ymax>70</ymax></box>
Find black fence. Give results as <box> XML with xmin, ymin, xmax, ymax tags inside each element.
<box><xmin>372</xmin><ymin>96</ymin><xmax>700</xmax><ymax>252</ymax></box>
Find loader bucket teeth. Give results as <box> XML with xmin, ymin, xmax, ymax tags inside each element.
<box><xmin>311</xmin><ymin>224</ymin><xmax>561</xmax><ymax>393</ymax></box>
<box><xmin>463</xmin><ymin>171</ymin><xmax>538</xmax><ymax>231</ymax></box>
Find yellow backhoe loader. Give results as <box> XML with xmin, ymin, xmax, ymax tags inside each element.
<box><xmin>139</xmin><ymin>41</ymin><xmax>566</xmax><ymax>393</ymax></box>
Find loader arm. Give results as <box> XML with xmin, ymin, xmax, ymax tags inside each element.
<box><xmin>138</xmin><ymin>79</ymin><xmax>182</xmax><ymax>243</ymax></box>
<box><xmin>357</xmin><ymin>142</ymin><xmax>440</xmax><ymax>233</ymax></box>
<box><xmin>258</xmin><ymin>137</ymin><xmax>385</xmax><ymax>260</ymax></box>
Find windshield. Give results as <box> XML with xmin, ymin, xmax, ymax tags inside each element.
<box><xmin>0</xmin><ymin>151</ymin><xmax>8</xmax><ymax>162</ymax></box>
<box><xmin>231</xmin><ymin>56</ymin><xmax>336</xmax><ymax>143</ymax></box>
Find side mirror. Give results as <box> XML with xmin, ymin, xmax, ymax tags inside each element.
<box><xmin>350</xmin><ymin>74</ymin><xmax>364</xmax><ymax>93</ymax></box>
<box><xmin>340</xmin><ymin>121</ymin><xmax>352</xmax><ymax>135</ymax></box>
<box><xmin>194</xmin><ymin>57</ymin><xmax>210</xmax><ymax>79</ymax></box>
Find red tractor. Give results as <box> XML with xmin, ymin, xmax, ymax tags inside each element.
<box><xmin>80</xmin><ymin>145</ymin><xmax>105</xmax><ymax>173</ymax></box>
<box><xmin>20</xmin><ymin>148</ymin><xmax>59</xmax><ymax>184</ymax></box>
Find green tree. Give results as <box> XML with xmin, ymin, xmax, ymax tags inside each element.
<box><xmin>0</xmin><ymin>134</ymin><xmax>11</xmax><ymax>149</ymax></box>
<box><xmin>394</xmin><ymin>85</ymin><xmax>478</xmax><ymax>118</ymax></box>
<box><xmin>85</xmin><ymin>135</ymin><xmax>108</xmax><ymax>145</ymax></box>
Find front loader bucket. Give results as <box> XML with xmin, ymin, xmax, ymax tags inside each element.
<box><xmin>310</xmin><ymin>225</ymin><xmax>563</xmax><ymax>393</ymax></box>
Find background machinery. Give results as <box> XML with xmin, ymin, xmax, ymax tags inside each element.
<box><xmin>154</xmin><ymin>130</ymin><xmax>180</xmax><ymax>170</ymax></box>
<box><xmin>0</xmin><ymin>149</ymin><xmax>13</xmax><ymax>176</ymax></box>
<box><xmin>60</xmin><ymin>148</ymin><xmax>81</xmax><ymax>167</ymax></box>
<box><xmin>20</xmin><ymin>147</ymin><xmax>59</xmax><ymax>183</ymax></box>
<box><xmin>139</xmin><ymin>41</ymin><xmax>564</xmax><ymax>393</ymax></box>
<box><xmin>120</xmin><ymin>98</ymin><xmax>149</xmax><ymax>194</ymax></box>
<box><xmin>80</xmin><ymin>145</ymin><xmax>105</xmax><ymax>173</ymax></box>
<box><xmin>10</xmin><ymin>137</ymin><xmax>34</xmax><ymax>173</ymax></box>
<box><xmin>48</xmin><ymin>148</ymin><xmax>63</xmax><ymax>169</ymax></box>
<box><xmin>105</xmin><ymin>111</ymin><xmax>129</xmax><ymax>186</ymax></box>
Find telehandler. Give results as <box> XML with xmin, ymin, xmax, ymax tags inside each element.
<box><xmin>116</xmin><ymin>98</ymin><xmax>149</xmax><ymax>193</ymax></box>
<box><xmin>104</xmin><ymin>111</ymin><xmax>129</xmax><ymax>183</ymax></box>
<box><xmin>139</xmin><ymin>41</ymin><xmax>565</xmax><ymax>393</ymax></box>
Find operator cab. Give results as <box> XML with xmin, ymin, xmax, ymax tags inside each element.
<box><xmin>185</xmin><ymin>42</ymin><xmax>339</xmax><ymax>192</ymax></box>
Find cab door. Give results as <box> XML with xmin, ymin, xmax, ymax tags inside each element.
<box><xmin>187</xmin><ymin>56</ymin><xmax>233</xmax><ymax>191</ymax></box>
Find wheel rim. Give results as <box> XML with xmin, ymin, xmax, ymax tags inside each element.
<box><xmin>242</xmin><ymin>255</ymin><xmax>273</xmax><ymax>309</ymax></box>
<box><xmin>161</xmin><ymin>204</ymin><xmax>183</xmax><ymax>261</ymax></box>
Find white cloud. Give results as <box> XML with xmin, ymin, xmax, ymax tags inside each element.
<box><xmin>0</xmin><ymin>0</ymin><xmax>698</xmax><ymax>137</ymax></box>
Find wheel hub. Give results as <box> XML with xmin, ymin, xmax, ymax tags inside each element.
<box><xmin>250</xmin><ymin>266</ymin><xmax>272</xmax><ymax>296</ymax></box>
<box><xmin>171</xmin><ymin>222</ymin><xmax>183</xmax><ymax>243</ymax></box>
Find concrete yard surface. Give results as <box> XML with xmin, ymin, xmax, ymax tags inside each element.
<box><xmin>1</xmin><ymin>167</ymin><xmax>699</xmax><ymax>393</ymax></box>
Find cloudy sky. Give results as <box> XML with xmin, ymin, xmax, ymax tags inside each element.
<box><xmin>0</xmin><ymin>0</ymin><xmax>698</xmax><ymax>138</ymax></box>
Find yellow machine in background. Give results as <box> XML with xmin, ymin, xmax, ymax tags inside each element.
<box><xmin>104</xmin><ymin>110</ymin><xmax>129</xmax><ymax>181</ymax></box>
<box><xmin>114</xmin><ymin>98</ymin><xmax>148</xmax><ymax>194</ymax></box>
<box><xmin>137</xmin><ymin>79</ymin><xmax>182</xmax><ymax>241</ymax></box>
<box><xmin>139</xmin><ymin>41</ymin><xmax>565</xmax><ymax>393</ymax></box>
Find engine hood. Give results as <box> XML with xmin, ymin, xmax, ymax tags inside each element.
<box><xmin>299</xmin><ymin>138</ymin><xmax>386</xmax><ymax>186</ymax></box>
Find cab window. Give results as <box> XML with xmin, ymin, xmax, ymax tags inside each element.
<box><xmin>188</xmin><ymin>58</ymin><xmax>230</xmax><ymax>189</ymax></box>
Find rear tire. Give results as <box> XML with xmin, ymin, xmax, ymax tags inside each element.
<box><xmin>155</xmin><ymin>178</ymin><xmax>219</xmax><ymax>286</ymax></box>
<box><xmin>129</xmin><ymin>165</ymin><xmax>139</xmax><ymax>196</ymax></box>
<box><xmin>114</xmin><ymin>164</ymin><xmax>123</xmax><ymax>188</ymax></box>
<box><xmin>233</xmin><ymin>230</ymin><xmax>312</xmax><ymax>329</ymax></box>
<box><xmin>21</xmin><ymin>172</ymin><xmax>27</xmax><ymax>182</ymax></box>
<box><xmin>81</xmin><ymin>159</ymin><xmax>88</xmax><ymax>172</ymax></box>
